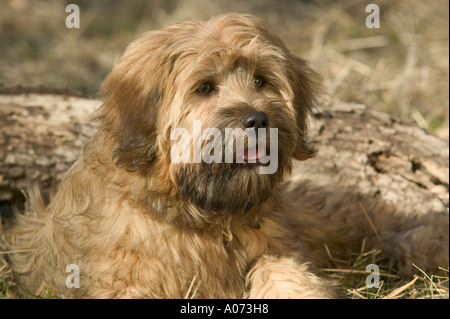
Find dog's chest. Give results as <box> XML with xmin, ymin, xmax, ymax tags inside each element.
<box><xmin>158</xmin><ymin>225</ymin><xmax>257</xmax><ymax>298</ymax></box>
<box><xmin>98</xmin><ymin>220</ymin><xmax>255</xmax><ymax>298</ymax></box>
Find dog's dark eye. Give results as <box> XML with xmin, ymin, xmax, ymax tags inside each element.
<box><xmin>253</xmin><ymin>76</ymin><xmax>265</xmax><ymax>88</ymax></box>
<box><xmin>197</xmin><ymin>83</ymin><xmax>216</xmax><ymax>95</ymax></box>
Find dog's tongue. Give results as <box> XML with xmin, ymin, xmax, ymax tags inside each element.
<box><xmin>244</xmin><ymin>147</ymin><xmax>264</xmax><ymax>161</ymax></box>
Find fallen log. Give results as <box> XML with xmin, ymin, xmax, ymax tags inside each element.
<box><xmin>0</xmin><ymin>93</ymin><xmax>448</xmax><ymax>216</ymax></box>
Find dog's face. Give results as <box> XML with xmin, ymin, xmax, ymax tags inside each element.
<box><xmin>98</xmin><ymin>13</ymin><xmax>318</xmax><ymax>214</ymax></box>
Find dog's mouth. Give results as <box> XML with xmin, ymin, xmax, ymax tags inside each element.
<box><xmin>242</xmin><ymin>147</ymin><xmax>263</xmax><ymax>164</ymax></box>
<box><xmin>244</xmin><ymin>147</ymin><xmax>262</xmax><ymax>161</ymax></box>
<box><xmin>233</xmin><ymin>145</ymin><xmax>269</xmax><ymax>167</ymax></box>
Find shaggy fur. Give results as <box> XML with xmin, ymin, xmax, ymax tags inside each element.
<box><xmin>10</xmin><ymin>13</ymin><xmax>449</xmax><ymax>299</ymax></box>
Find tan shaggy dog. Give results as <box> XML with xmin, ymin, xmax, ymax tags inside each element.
<box><xmin>10</xmin><ymin>13</ymin><xmax>449</xmax><ymax>298</ymax></box>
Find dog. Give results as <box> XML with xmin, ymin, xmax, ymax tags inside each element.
<box><xmin>10</xmin><ymin>13</ymin><xmax>449</xmax><ymax>298</ymax></box>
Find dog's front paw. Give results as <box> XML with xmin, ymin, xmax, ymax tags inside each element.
<box><xmin>246</xmin><ymin>255</ymin><xmax>336</xmax><ymax>299</ymax></box>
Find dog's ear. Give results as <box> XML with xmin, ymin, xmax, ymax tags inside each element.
<box><xmin>285</xmin><ymin>54</ymin><xmax>319</xmax><ymax>161</ymax></box>
<box><xmin>96</xmin><ymin>31</ymin><xmax>174</xmax><ymax>172</ymax></box>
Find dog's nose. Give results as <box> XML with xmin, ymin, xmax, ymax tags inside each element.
<box><xmin>241</xmin><ymin>112</ymin><xmax>269</xmax><ymax>130</ymax></box>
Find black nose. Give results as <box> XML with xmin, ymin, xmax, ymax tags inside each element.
<box><xmin>241</xmin><ymin>111</ymin><xmax>269</xmax><ymax>130</ymax></box>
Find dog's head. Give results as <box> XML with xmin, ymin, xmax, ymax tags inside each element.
<box><xmin>98</xmin><ymin>13</ymin><xmax>319</xmax><ymax>214</ymax></box>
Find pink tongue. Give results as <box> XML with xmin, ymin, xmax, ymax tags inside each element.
<box><xmin>244</xmin><ymin>148</ymin><xmax>264</xmax><ymax>161</ymax></box>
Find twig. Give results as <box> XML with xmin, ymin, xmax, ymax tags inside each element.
<box><xmin>0</xmin><ymin>249</ymin><xmax>36</xmax><ymax>255</ymax></box>
<box><xmin>184</xmin><ymin>275</ymin><xmax>197</xmax><ymax>299</ymax></box>
<box><xmin>413</xmin><ymin>263</ymin><xmax>446</xmax><ymax>298</ymax></box>
<box><xmin>323</xmin><ymin>243</ymin><xmax>348</xmax><ymax>264</ymax></box>
<box><xmin>321</xmin><ymin>268</ymin><xmax>400</xmax><ymax>279</ymax></box>
<box><xmin>358</xmin><ymin>202</ymin><xmax>383</xmax><ymax>246</ymax></box>
<box><xmin>382</xmin><ymin>276</ymin><xmax>418</xmax><ymax>299</ymax></box>
<box><xmin>347</xmin><ymin>289</ymin><xmax>368</xmax><ymax>299</ymax></box>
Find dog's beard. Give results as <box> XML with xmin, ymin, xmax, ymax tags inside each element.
<box><xmin>171</xmin><ymin>108</ymin><xmax>296</xmax><ymax>214</ymax></box>
<box><xmin>175</xmin><ymin>163</ymin><xmax>279</xmax><ymax>214</ymax></box>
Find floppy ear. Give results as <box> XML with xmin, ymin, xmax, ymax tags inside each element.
<box><xmin>96</xmin><ymin>31</ymin><xmax>174</xmax><ymax>172</ymax></box>
<box><xmin>286</xmin><ymin>54</ymin><xmax>320</xmax><ymax>161</ymax></box>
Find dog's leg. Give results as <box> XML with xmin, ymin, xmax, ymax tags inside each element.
<box><xmin>245</xmin><ymin>255</ymin><xmax>336</xmax><ymax>299</ymax></box>
<box><xmin>281</xmin><ymin>181</ymin><xmax>449</xmax><ymax>275</ymax></box>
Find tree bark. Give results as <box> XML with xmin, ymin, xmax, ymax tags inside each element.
<box><xmin>0</xmin><ymin>93</ymin><xmax>99</xmax><ymax>202</ymax></box>
<box><xmin>0</xmin><ymin>93</ymin><xmax>448</xmax><ymax>215</ymax></box>
<box><xmin>291</xmin><ymin>99</ymin><xmax>449</xmax><ymax>215</ymax></box>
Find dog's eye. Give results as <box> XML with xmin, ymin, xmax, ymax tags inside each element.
<box><xmin>253</xmin><ymin>76</ymin><xmax>265</xmax><ymax>88</ymax></box>
<box><xmin>197</xmin><ymin>83</ymin><xmax>216</xmax><ymax>95</ymax></box>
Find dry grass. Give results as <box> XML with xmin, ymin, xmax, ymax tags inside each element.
<box><xmin>1</xmin><ymin>0</ymin><xmax>448</xmax><ymax>137</ymax></box>
<box><xmin>0</xmin><ymin>0</ymin><xmax>448</xmax><ymax>299</ymax></box>
<box><xmin>1</xmin><ymin>239</ymin><xmax>448</xmax><ymax>299</ymax></box>
<box><xmin>321</xmin><ymin>243</ymin><xmax>449</xmax><ymax>299</ymax></box>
